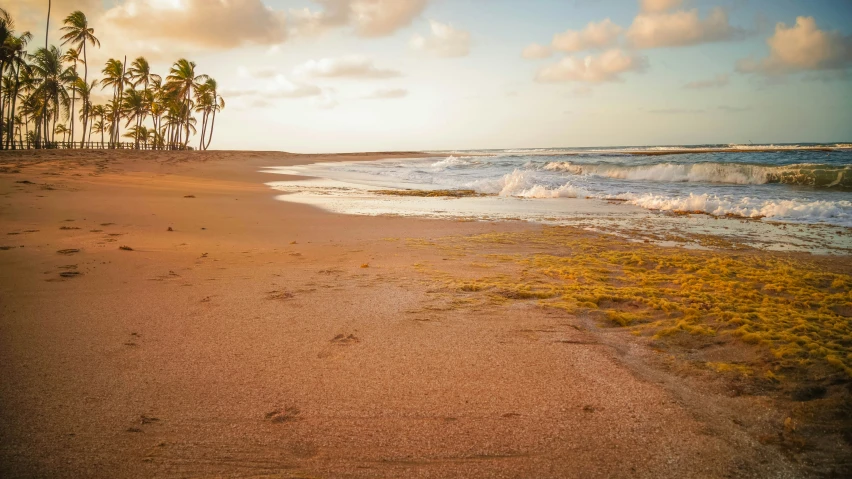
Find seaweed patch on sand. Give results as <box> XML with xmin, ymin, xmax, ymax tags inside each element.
<box><xmin>414</xmin><ymin>226</ymin><xmax>852</xmax><ymax>378</ymax></box>
<box><xmin>373</xmin><ymin>189</ymin><xmax>488</xmax><ymax>198</ymax></box>
<box><xmin>405</xmin><ymin>226</ymin><xmax>852</xmax><ymax>467</ymax></box>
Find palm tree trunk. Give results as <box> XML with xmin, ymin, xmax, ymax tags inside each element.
<box><xmin>184</xmin><ymin>88</ymin><xmax>192</xmax><ymax>149</ymax></box>
<box><xmin>114</xmin><ymin>56</ymin><xmax>126</xmax><ymax>148</ymax></box>
<box><xmin>45</xmin><ymin>0</ymin><xmax>51</xmax><ymax>50</ymax></box>
<box><xmin>0</xmin><ymin>60</ymin><xmax>6</xmax><ymax>149</ymax></box>
<box><xmin>199</xmin><ymin>110</ymin><xmax>207</xmax><ymax>150</ymax></box>
<box><xmin>6</xmin><ymin>63</ymin><xmax>20</xmax><ymax>149</ymax></box>
<box><xmin>70</xmin><ymin>63</ymin><xmax>76</xmax><ymax>147</ymax></box>
<box><xmin>51</xmin><ymin>99</ymin><xmax>58</xmax><ymax>144</ymax></box>
<box><xmin>204</xmin><ymin>106</ymin><xmax>217</xmax><ymax>150</ymax></box>
<box><xmin>81</xmin><ymin>42</ymin><xmax>88</xmax><ymax>148</ymax></box>
<box><xmin>42</xmin><ymin>107</ymin><xmax>48</xmax><ymax>148</ymax></box>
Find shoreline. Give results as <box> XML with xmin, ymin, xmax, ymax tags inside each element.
<box><xmin>1</xmin><ymin>150</ymin><xmax>850</xmax><ymax>477</ymax></box>
<box><xmin>264</xmin><ymin>160</ymin><xmax>852</xmax><ymax>256</ymax></box>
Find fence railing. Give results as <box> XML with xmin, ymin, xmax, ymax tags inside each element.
<box><xmin>1</xmin><ymin>140</ymin><xmax>192</xmax><ymax>151</ymax></box>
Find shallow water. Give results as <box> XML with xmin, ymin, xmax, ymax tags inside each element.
<box><xmin>264</xmin><ymin>144</ymin><xmax>852</xmax><ymax>254</ymax></box>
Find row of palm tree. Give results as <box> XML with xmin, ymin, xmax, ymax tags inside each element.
<box><xmin>0</xmin><ymin>7</ymin><xmax>224</xmax><ymax>150</ymax></box>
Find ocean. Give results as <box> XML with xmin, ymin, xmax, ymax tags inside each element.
<box><xmin>266</xmin><ymin>143</ymin><xmax>852</xmax><ymax>253</ymax></box>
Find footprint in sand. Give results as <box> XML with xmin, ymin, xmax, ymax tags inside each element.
<box><xmin>140</xmin><ymin>415</ymin><xmax>160</xmax><ymax>425</ymax></box>
<box><xmin>330</xmin><ymin>334</ymin><xmax>361</xmax><ymax>345</ymax></box>
<box><xmin>267</xmin><ymin>290</ymin><xmax>295</xmax><ymax>300</ymax></box>
<box><xmin>124</xmin><ymin>332</ymin><xmax>140</xmax><ymax>347</ymax></box>
<box><xmin>265</xmin><ymin>406</ymin><xmax>301</xmax><ymax>423</ymax></box>
<box><xmin>318</xmin><ymin>334</ymin><xmax>361</xmax><ymax>359</ymax></box>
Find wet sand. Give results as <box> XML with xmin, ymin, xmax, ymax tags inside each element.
<box><xmin>0</xmin><ymin>149</ymin><xmax>829</xmax><ymax>477</ymax></box>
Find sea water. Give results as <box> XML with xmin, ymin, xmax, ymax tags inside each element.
<box><xmin>265</xmin><ymin>144</ymin><xmax>852</xmax><ymax>253</ymax></box>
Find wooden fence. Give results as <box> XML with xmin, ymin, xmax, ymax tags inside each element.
<box><xmin>2</xmin><ymin>140</ymin><xmax>191</xmax><ymax>151</ymax></box>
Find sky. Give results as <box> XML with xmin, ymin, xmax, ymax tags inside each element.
<box><xmin>8</xmin><ymin>0</ymin><xmax>852</xmax><ymax>152</ymax></box>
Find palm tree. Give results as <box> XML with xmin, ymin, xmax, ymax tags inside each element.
<box><xmin>128</xmin><ymin>57</ymin><xmax>160</xmax><ymax>92</ymax></box>
<box><xmin>148</xmin><ymin>77</ymin><xmax>165</xmax><ymax>149</ymax></box>
<box><xmin>123</xmin><ymin>125</ymin><xmax>151</xmax><ymax>148</ymax></box>
<box><xmin>2</xmin><ymin>8</ymin><xmax>221</xmax><ymax>151</ymax></box>
<box><xmin>13</xmin><ymin>113</ymin><xmax>24</xmax><ymax>148</ymax></box>
<box><xmin>60</xmin><ymin>11</ymin><xmax>99</xmax><ymax>147</ymax></box>
<box><xmin>90</xmin><ymin>103</ymin><xmax>105</xmax><ymax>148</ymax></box>
<box><xmin>0</xmin><ymin>7</ymin><xmax>29</xmax><ymax>149</ymax></box>
<box><xmin>29</xmin><ymin>46</ymin><xmax>71</xmax><ymax>148</ymax></box>
<box><xmin>194</xmin><ymin>78</ymin><xmax>225</xmax><ymax>150</ymax></box>
<box><xmin>55</xmin><ymin>123</ymin><xmax>68</xmax><ymax>144</ymax></box>
<box><xmin>148</xmin><ymin>127</ymin><xmax>163</xmax><ymax>149</ymax></box>
<box><xmin>121</xmin><ymin>87</ymin><xmax>150</xmax><ymax>148</ymax></box>
<box><xmin>4</xmin><ymin>30</ymin><xmax>32</xmax><ymax>149</ymax></box>
<box><xmin>60</xmin><ymin>47</ymin><xmax>82</xmax><ymax>143</ymax></box>
<box><xmin>101</xmin><ymin>58</ymin><xmax>127</xmax><ymax>146</ymax></box>
<box><xmin>73</xmin><ymin>78</ymin><xmax>96</xmax><ymax>146</ymax></box>
<box><xmin>166</xmin><ymin>59</ymin><xmax>206</xmax><ymax>149</ymax></box>
<box><xmin>91</xmin><ymin>118</ymin><xmax>105</xmax><ymax>148</ymax></box>
<box><xmin>103</xmin><ymin>98</ymin><xmax>120</xmax><ymax>146</ymax></box>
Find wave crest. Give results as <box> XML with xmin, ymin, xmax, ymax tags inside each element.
<box><xmin>468</xmin><ymin>169</ymin><xmax>588</xmax><ymax>198</ymax></box>
<box><xmin>431</xmin><ymin>155</ymin><xmax>475</xmax><ymax>170</ymax></box>
<box><xmin>543</xmin><ymin>161</ymin><xmax>852</xmax><ymax>188</ymax></box>
<box><xmin>619</xmin><ymin>193</ymin><xmax>852</xmax><ymax>225</ymax></box>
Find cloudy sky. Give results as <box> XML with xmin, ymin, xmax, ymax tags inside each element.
<box><xmin>9</xmin><ymin>0</ymin><xmax>852</xmax><ymax>152</ymax></box>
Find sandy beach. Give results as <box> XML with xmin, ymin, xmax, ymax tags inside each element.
<box><xmin>1</xmin><ymin>150</ymin><xmax>849</xmax><ymax>478</ymax></box>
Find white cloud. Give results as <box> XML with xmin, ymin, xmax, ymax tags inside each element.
<box><xmin>552</xmin><ymin>19</ymin><xmax>623</xmax><ymax>53</ymax></box>
<box><xmin>268</xmin><ymin>77</ymin><xmax>324</xmax><ymax>98</ymax></box>
<box><xmin>536</xmin><ymin>49</ymin><xmax>647</xmax><ymax>83</ymax></box>
<box><xmin>410</xmin><ymin>21</ymin><xmax>471</xmax><ymax>58</ymax></box>
<box><xmin>222</xmin><ymin>79</ymin><xmax>322</xmax><ymax>100</ymax></box>
<box><xmin>736</xmin><ymin>17</ymin><xmax>852</xmax><ymax>75</ymax></box>
<box><xmin>364</xmin><ymin>88</ymin><xmax>409</xmax><ymax>99</ymax></box>
<box><xmin>314</xmin><ymin>90</ymin><xmax>339</xmax><ymax>109</ymax></box>
<box><xmin>5</xmin><ymin>0</ymin><xmax>102</xmax><ymax>33</ymax></box>
<box><xmin>627</xmin><ymin>8</ymin><xmax>741</xmax><ymax>49</ymax></box>
<box><xmin>103</xmin><ymin>0</ymin><xmax>288</xmax><ymax>49</ymax></box>
<box><xmin>351</xmin><ymin>0</ymin><xmax>427</xmax><ymax>37</ymax></box>
<box><xmin>290</xmin><ymin>0</ymin><xmax>427</xmax><ymax>38</ymax></box>
<box><xmin>237</xmin><ymin>67</ymin><xmax>282</xmax><ymax>79</ymax></box>
<box><xmin>640</xmin><ymin>0</ymin><xmax>682</xmax><ymax>14</ymax></box>
<box><xmin>684</xmin><ymin>74</ymin><xmax>729</xmax><ymax>89</ymax></box>
<box><xmin>294</xmin><ymin>56</ymin><xmax>401</xmax><ymax>78</ymax></box>
<box><xmin>522</xmin><ymin>43</ymin><xmax>552</xmax><ymax>59</ymax></box>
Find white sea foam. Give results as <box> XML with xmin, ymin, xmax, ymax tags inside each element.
<box><xmin>430</xmin><ymin>155</ymin><xmax>471</xmax><ymax>170</ymax></box>
<box><xmin>619</xmin><ymin>193</ymin><xmax>852</xmax><ymax>225</ymax></box>
<box><xmin>543</xmin><ymin>161</ymin><xmax>851</xmax><ymax>188</ymax></box>
<box><xmin>468</xmin><ymin>169</ymin><xmax>588</xmax><ymax>198</ymax></box>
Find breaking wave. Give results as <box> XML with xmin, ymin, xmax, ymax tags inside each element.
<box><xmin>543</xmin><ymin>162</ymin><xmax>852</xmax><ymax>188</ymax></box>
<box><xmin>430</xmin><ymin>155</ymin><xmax>477</xmax><ymax>170</ymax></box>
<box><xmin>467</xmin><ymin>169</ymin><xmax>588</xmax><ymax>198</ymax></box>
<box><xmin>619</xmin><ymin>193</ymin><xmax>852</xmax><ymax>226</ymax></box>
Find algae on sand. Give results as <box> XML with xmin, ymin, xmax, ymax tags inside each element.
<box><xmin>373</xmin><ymin>189</ymin><xmax>487</xmax><ymax>198</ymax></box>
<box><xmin>414</xmin><ymin>227</ymin><xmax>852</xmax><ymax>379</ymax></box>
